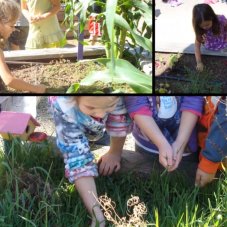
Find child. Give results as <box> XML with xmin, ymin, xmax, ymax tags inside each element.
<box><xmin>196</xmin><ymin>96</ymin><xmax>227</xmax><ymax>187</ymax></box>
<box><xmin>50</xmin><ymin>96</ymin><xmax>132</xmax><ymax>226</ymax></box>
<box><xmin>88</xmin><ymin>1</ymin><xmax>105</xmax><ymax>45</ymax></box>
<box><xmin>124</xmin><ymin>96</ymin><xmax>204</xmax><ymax>176</ymax></box>
<box><xmin>21</xmin><ymin>0</ymin><xmax>66</xmax><ymax>49</ymax></box>
<box><xmin>0</xmin><ymin>0</ymin><xmax>46</xmax><ymax>93</ymax></box>
<box><xmin>8</xmin><ymin>0</ymin><xmax>29</xmax><ymax>50</ymax></box>
<box><xmin>192</xmin><ymin>4</ymin><xmax>227</xmax><ymax>71</ymax></box>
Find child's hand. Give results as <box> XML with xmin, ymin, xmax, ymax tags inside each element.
<box><xmin>196</xmin><ymin>62</ymin><xmax>204</xmax><ymax>72</ymax></box>
<box><xmin>195</xmin><ymin>168</ymin><xmax>215</xmax><ymax>187</ymax></box>
<box><xmin>30</xmin><ymin>14</ymin><xmax>45</xmax><ymax>23</ymax></box>
<box><xmin>158</xmin><ymin>142</ymin><xmax>174</xmax><ymax>171</ymax></box>
<box><xmin>91</xmin><ymin>205</ymin><xmax>105</xmax><ymax>227</ymax></box>
<box><xmin>168</xmin><ymin>140</ymin><xmax>185</xmax><ymax>172</ymax></box>
<box><xmin>98</xmin><ymin>151</ymin><xmax>121</xmax><ymax>176</ymax></box>
<box><xmin>35</xmin><ymin>84</ymin><xmax>46</xmax><ymax>93</ymax></box>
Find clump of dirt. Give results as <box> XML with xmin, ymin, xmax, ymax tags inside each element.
<box><xmin>7</xmin><ymin>60</ymin><xmax>134</xmax><ymax>93</ymax></box>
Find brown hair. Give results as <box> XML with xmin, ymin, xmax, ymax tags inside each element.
<box><xmin>0</xmin><ymin>0</ymin><xmax>21</xmax><ymax>48</ymax></box>
<box><xmin>192</xmin><ymin>3</ymin><xmax>220</xmax><ymax>43</ymax></box>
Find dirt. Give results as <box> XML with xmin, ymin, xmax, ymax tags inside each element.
<box><xmin>6</xmin><ymin>60</ymin><xmax>134</xmax><ymax>93</ymax></box>
<box><xmin>155</xmin><ymin>52</ymin><xmax>227</xmax><ymax>93</ymax></box>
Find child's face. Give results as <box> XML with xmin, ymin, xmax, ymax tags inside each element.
<box><xmin>77</xmin><ymin>97</ymin><xmax>119</xmax><ymax>118</ymax></box>
<box><xmin>200</xmin><ymin>20</ymin><xmax>212</xmax><ymax>30</ymax></box>
<box><xmin>0</xmin><ymin>20</ymin><xmax>16</xmax><ymax>39</ymax></box>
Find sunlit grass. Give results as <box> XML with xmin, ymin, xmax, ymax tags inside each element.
<box><xmin>0</xmin><ymin>138</ymin><xmax>226</xmax><ymax>226</ymax></box>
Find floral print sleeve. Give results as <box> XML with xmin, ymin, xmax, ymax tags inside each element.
<box><xmin>52</xmin><ymin>97</ymin><xmax>99</xmax><ymax>183</ymax></box>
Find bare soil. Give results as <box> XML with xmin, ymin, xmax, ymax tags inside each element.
<box><xmin>6</xmin><ymin>60</ymin><xmax>133</xmax><ymax>93</ymax></box>
<box><xmin>155</xmin><ymin>52</ymin><xmax>227</xmax><ymax>93</ymax></box>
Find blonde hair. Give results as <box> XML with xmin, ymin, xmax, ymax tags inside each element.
<box><xmin>0</xmin><ymin>0</ymin><xmax>21</xmax><ymax>23</ymax></box>
<box><xmin>0</xmin><ymin>0</ymin><xmax>21</xmax><ymax>48</ymax></box>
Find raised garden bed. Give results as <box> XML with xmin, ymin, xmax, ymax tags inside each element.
<box><xmin>155</xmin><ymin>52</ymin><xmax>227</xmax><ymax>93</ymax></box>
<box><xmin>6</xmin><ymin>59</ymin><xmax>134</xmax><ymax>93</ymax></box>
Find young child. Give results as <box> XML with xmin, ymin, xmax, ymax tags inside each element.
<box><xmin>50</xmin><ymin>96</ymin><xmax>132</xmax><ymax>226</ymax></box>
<box><xmin>192</xmin><ymin>4</ymin><xmax>227</xmax><ymax>71</ymax></box>
<box><xmin>88</xmin><ymin>1</ymin><xmax>105</xmax><ymax>45</ymax></box>
<box><xmin>196</xmin><ymin>96</ymin><xmax>227</xmax><ymax>187</ymax></box>
<box><xmin>8</xmin><ymin>0</ymin><xmax>29</xmax><ymax>50</ymax></box>
<box><xmin>0</xmin><ymin>0</ymin><xmax>46</xmax><ymax>93</ymax></box>
<box><xmin>124</xmin><ymin>96</ymin><xmax>204</xmax><ymax>175</ymax></box>
<box><xmin>21</xmin><ymin>0</ymin><xmax>66</xmax><ymax>49</ymax></box>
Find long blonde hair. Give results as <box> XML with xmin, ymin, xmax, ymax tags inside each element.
<box><xmin>0</xmin><ymin>0</ymin><xmax>21</xmax><ymax>48</ymax></box>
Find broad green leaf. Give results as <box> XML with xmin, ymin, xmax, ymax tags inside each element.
<box><xmin>106</xmin><ymin>0</ymin><xmax>118</xmax><ymax>41</ymax></box>
<box><xmin>114</xmin><ymin>14</ymin><xmax>152</xmax><ymax>51</ymax></box>
<box><xmin>81</xmin><ymin>58</ymin><xmax>152</xmax><ymax>93</ymax></box>
<box><xmin>133</xmin><ymin>1</ymin><xmax>152</xmax><ymax>27</ymax></box>
<box><xmin>78</xmin><ymin>0</ymin><xmax>95</xmax><ymax>32</ymax></box>
<box><xmin>106</xmin><ymin>0</ymin><xmax>118</xmax><ymax>72</ymax></box>
<box><xmin>80</xmin><ymin>69</ymin><xmax>112</xmax><ymax>86</ymax></box>
<box><xmin>66</xmin><ymin>83</ymin><xmax>80</xmax><ymax>93</ymax></box>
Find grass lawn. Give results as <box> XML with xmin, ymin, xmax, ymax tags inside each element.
<box><xmin>0</xmin><ymin>139</ymin><xmax>226</xmax><ymax>226</ymax></box>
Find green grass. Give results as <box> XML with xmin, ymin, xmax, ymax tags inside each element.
<box><xmin>0</xmin><ymin>138</ymin><xmax>226</xmax><ymax>227</ymax></box>
<box><xmin>156</xmin><ymin>66</ymin><xmax>223</xmax><ymax>94</ymax></box>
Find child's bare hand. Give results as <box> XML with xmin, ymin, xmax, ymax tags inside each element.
<box><xmin>168</xmin><ymin>140</ymin><xmax>185</xmax><ymax>172</ymax></box>
<box><xmin>195</xmin><ymin>168</ymin><xmax>215</xmax><ymax>187</ymax></box>
<box><xmin>196</xmin><ymin>62</ymin><xmax>204</xmax><ymax>72</ymax></box>
<box><xmin>159</xmin><ymin>143</ymin><xmax>174</xmax><ymax>170</ymax></box>
<box><xmin>30</xmin><ymin>14</ymin><xmax>45</xmax><ymax>23</ymax></box>
<box><xmin>98</xmin><ymin>152</ymin><xmax>121</xmax><ymax>176</ymax></box>
<box><xmin>91</xmin><ymin>205</ymin><xmax>105</xmax><ymax>227</ymax></box>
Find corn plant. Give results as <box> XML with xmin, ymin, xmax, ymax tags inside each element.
<box><xmin>64</xmin><ymin>0</ymin><xmax>152</xmax><ymax>93</ymax></box>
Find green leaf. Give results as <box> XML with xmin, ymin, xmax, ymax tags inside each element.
<box><xmin>133</xmin><ymin>1</ymin><xmax>152</xmax><ymax>27</ymax></box>
<box><xmin>106</xmin><ymin>0</ymin><xmax>118</xmax><ymax>41</ymax></box>
<box><xmin>114</xmin><ymin>14</ymin><xmax>152</xmax><ymax>51</ymax></box>
<box><xmin>78</xmin><ymin>0</ymin><xmax>95</xmax><ymax>32</ymax></box>
<box><xmin>81</xmin><ymin>58</ymin><xmax>152</xmax><ymax>93</ymax></box>
<box><xmin>80</xmin><ymin>69</ymin><xmax>112</xmax><ymax>86</ymax></box>
<box><xmin>66</xmin><ymin>83</ymin><xmax>80</xmax><ymax>93</ymax></box>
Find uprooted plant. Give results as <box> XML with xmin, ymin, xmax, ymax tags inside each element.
<box><xmin>96</xmin><ymin>194</ymin><xmax>148</xmax><ymax>226</ymax></box>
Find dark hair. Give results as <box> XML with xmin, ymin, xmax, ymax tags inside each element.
<box><xmin>192</xmin><ymin>3</ymin><xmax>220</xmax><ymax>43</ymax></box>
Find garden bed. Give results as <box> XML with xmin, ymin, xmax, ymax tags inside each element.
<box><xmin>7</xmin><ymin>60</ymin><xmax>134</xmax><ymax>93</ymax></box>
<box><xmin>155</xmin><ymin>52</ymin><xmax>227</xmax><ymax>93</ymax></box>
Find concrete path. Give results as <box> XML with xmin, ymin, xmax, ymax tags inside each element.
<box><xmin>155</xmin><ymin>0</ymin><xmax>227</xmax><ymax>56</ymax></box>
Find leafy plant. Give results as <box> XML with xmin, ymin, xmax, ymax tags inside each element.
<box><xmin>64</xmin><ymin>0</ymin><xmax>152</xmax><ymax>93</ymax></box>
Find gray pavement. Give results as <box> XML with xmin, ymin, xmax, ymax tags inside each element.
<box><xmin>155</xmin><ymin>0</ymin><xmax>227</xmax><ymax>56</ymax></box>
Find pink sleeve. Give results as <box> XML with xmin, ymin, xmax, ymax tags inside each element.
<box><xmin>130</xmin><ymin>106</ymin><xmax>152</xmax><ymax>119</ymax></box>
<box><xmin>181</xmin><ymin>109</ymin><xmax>202</xmax><ymax>117</ymax></box>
